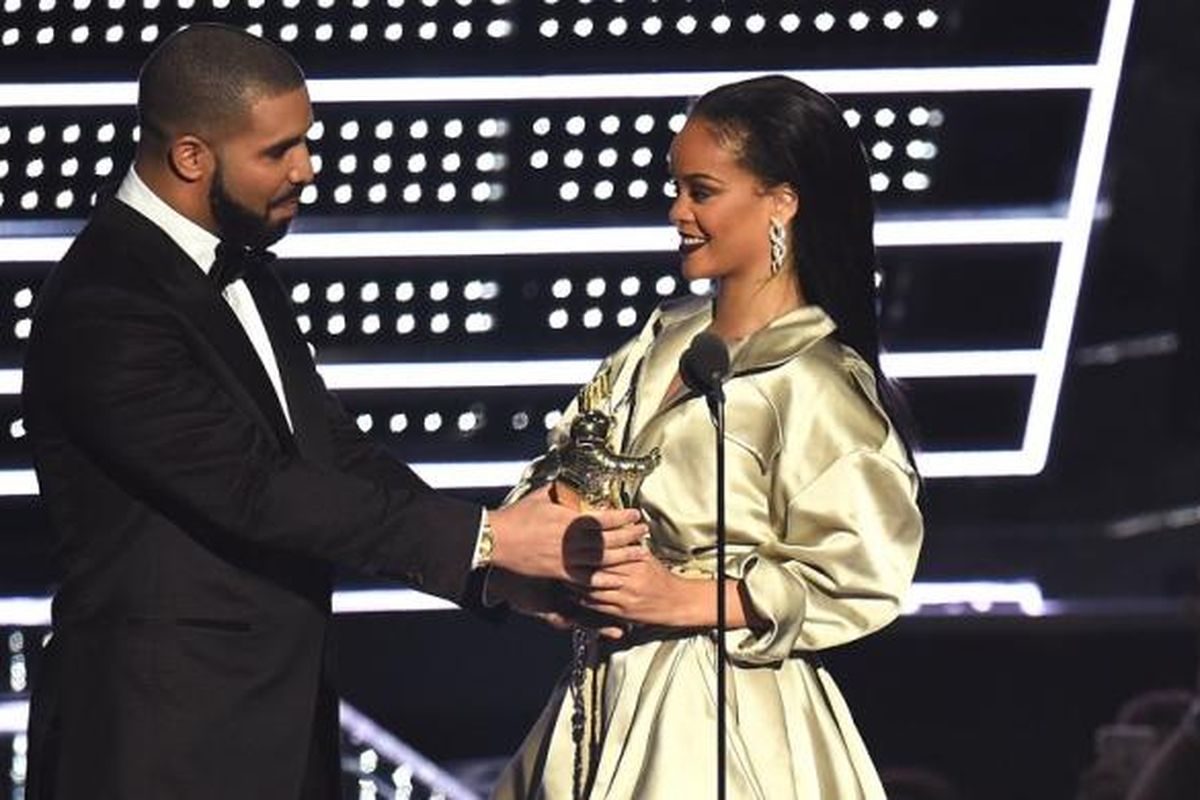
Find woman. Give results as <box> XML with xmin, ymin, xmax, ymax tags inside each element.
<box><xmin>493</xmin><ymin>75</ymin><xmax>923</xmax><ymax>800</ymax></box>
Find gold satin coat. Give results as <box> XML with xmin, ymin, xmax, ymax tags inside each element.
<box><xmin>494</xmin><ymin>298</ymin><xmax>923</xmax><ymax>800</ymax></box>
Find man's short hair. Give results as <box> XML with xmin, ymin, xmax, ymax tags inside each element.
<box><xmin>138</xmin><ymin>23</ymin><xmax>305</xmax><ymax>144</ymax></box>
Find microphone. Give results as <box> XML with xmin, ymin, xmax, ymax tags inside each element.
<box><xmin>680</xmin><ymin>331</ymin><xmax>731</xmax><ymax>415</ymax></box>
<box><xmin>679</xmin><ymin>329</ymin><xmax>732</xmax><ymax>800</ymax></box>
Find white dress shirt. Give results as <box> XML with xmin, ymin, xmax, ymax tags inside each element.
<box><xmin>115</xmin><ymin>168</ymin><xmax>294</xmax><ymax>431</ymax></box>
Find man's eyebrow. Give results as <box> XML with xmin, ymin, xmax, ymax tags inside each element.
<box><xmin>260</xmin><ymin>134</ymin><xmax>306</xmax><ymax>154</ymax></box>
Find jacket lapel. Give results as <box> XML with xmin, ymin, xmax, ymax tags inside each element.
<box><xmin>244</xmin><ymin>267</ymin><xmax>336</xmax><ymax>465</ymax></box>
<box><xmin>95</xmin><ymin>201</ymin><xmax>295</xmax><ymax>450</ymax></box>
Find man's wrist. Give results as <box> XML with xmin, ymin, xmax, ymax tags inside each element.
<box><xmin>471</xmin><ymin>508</ymin><xmax>496</xmax><ymax>570</ymax></box>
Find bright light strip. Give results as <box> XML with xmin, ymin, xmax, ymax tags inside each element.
<box><xmin>0</xmin><ymin>580</ymin><xmax>1045</xmax><ymax>631</ymax></box>
<box><xmin>0</xmin><ymin>699</ymin><xmax>28</xmax><ymax>735</ymax></box>
<box><xmin>0</xmin><ymin>595</ymin><xmax>50</xmax><ymax>627</ymax></box>
<box><xmin>914</xmin><ymin>450</ymin><xmax>1039</xmax><ymax>478</ymax></box>
<box><xmin>1022</xmin><ymin>0</ymin><xmax>1135</xmax><ymax>474</ymax></box>
<box><xmin>318</xmin><ymin>360</ymin><xmax>601</xmax><ymax>390</ymax></box>
<box><xmin>0</xmin><ymin>459</ymin><xmax>528</xmax><ymax>497</ymax></box>
<box><xmin>880</xmin><ymin>349</ymin><xmax>1040</xmax><ymax>379</ymax></box>
<box><xmin>902</xmin><ymin>580</ymin><xmax>1046</xmax><ymax>616</ymax></box>
<box><xmin>0</xmin><ymin>65</ymin><xmax>1100</xmax><ymax>109</ymax></box>
<box><xmin>0</xmin><ymin>448</ymin><xmax>1036</xmax><ymax>497</ymax></box>
<box><xmin>0</xmin><ymin>470</ymin><xmax>38</xmax><ymax>496</ymax></box>
<box><xmin>332</xmin><ymin>588</ymin><xmax>456</xmax><ymax>613</ymax></box>
<box><xmin>0</xmin><ymin>217</ymin><xmax>1067</xmax><ymax>264</ymax></box>
<box><xmin>0</xmin><ymin>348</ymin><xmax>1039</xmax><ymax>400</ymax></box>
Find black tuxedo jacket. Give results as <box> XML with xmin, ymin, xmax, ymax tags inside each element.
<box><xmin>21</xmin><ymin>199</ymin><xmax>482</xmax><ymax>799</ymax></box>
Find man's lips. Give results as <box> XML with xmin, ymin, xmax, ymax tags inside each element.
<box><xmin>273</xmin><ymin>195</ymin><xmax>301</xmax><ymax>214</ymax></box>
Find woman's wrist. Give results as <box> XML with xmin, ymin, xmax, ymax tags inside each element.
<box><xmin>674</xmin><ymin>578</ymin><xmax>751</xmax><ymax>629</ymax></box>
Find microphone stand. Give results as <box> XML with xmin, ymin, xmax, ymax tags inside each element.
<box><xmin>710</xmin><ymin>385</ymin><xmax>728</xmax><ymax>800</ymax></box>
<box><xmin>680</xmin><ymin>329</ymin><xmax>732</xmax><ymax>800</ymax></box>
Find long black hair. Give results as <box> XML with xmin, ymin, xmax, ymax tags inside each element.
<box><xmin>690</xmin><ymin>75</ymin><xmax>919</xmax><ymax>462</ymax></box>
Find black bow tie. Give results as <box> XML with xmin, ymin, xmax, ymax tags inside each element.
<box><xmin>211</xmin><ymin>241</ymin><xmax>277</xmax><ymax>290</ymax></box>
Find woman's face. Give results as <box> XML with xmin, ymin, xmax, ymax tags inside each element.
<box><xmin>667</xmin><ymin>119</ymin><xmax>792</xmax><ymax>283</ymax></box>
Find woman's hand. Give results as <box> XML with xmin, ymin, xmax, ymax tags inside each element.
<box><xmin>573</xmin><ymin>552</ymin><xmax>763</xmax><ymax>630</ymax></box>
<box><xmin>573</xmin><ymin>551</ymin><xmax>708</xmax><ymax>628</ymax></box>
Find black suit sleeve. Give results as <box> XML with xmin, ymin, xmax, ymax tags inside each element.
<box><xmin>37</xmin><ymin>285</ymin><xmax>481</xmax><ymax>601</ymax></box>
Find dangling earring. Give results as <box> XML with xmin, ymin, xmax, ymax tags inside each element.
<box><xmin>768</xmin><ymin>218</ymin><xmax>787</xmax><ymax>276</ymax></box>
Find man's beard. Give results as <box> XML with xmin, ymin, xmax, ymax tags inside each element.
<box><xmin>209</xmin><ymin>164</ymin><xmax>293</xmax><ymax>249</ymax></box>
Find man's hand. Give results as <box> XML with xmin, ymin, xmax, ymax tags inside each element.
<box><xmin>487</xmin><ymin>485</ymin><xmax>648</xmax><ymax>582</ymax></box>
<box><xmin>486</xmin><ymin>568</ymin><xmax>627</xmax><ymax>640</ymax></box>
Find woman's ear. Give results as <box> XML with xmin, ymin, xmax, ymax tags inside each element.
<box><xmin>771</xmin><ymin>184</ymin><xmax>800</xmax><ymax>226</ymax></box>
<box><xmin>167</xmin><ymin>135</ymin><xmax>211</xmax><ymax>183</ymax></box>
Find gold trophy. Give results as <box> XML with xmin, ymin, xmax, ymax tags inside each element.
<box><xmin>532</xmin><ymin>371</ymin><xmax>659</xmax><ymax>800</ymax></box>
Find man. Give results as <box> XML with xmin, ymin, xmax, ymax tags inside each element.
<box><xmin>21</xmin><ymin>24</ymin><xmax>644</xmax><ymax>799</ymax></box>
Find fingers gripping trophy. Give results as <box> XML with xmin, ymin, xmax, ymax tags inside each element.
<box><xmin>531</xmin><ymin>371</ymin><xmax>660</xmax><ymax>800</ymax></box>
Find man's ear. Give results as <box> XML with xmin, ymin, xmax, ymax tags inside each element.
<box><xmin>167</xmin><ymin>135</ymin><xmax>211</xmax><ymax>183</ymax></box>
<box><xmin>770</xmin><ymin>184</ymin><xmax>800</xmax><ymax>226</ymax></box>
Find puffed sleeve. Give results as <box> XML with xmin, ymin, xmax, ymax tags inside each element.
<box><xmin>728</xmin><ymin>450</ymin><xmax>921</xmax><ymax>664</ymax></box>
<box><xmin>725</xmin><ymin>358</ymin><xmax>923</xmax><ymax>665</ymax></box>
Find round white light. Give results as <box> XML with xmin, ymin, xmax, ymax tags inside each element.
<box><xmin>563</xmin><ymin>149</ymin><xmax>584</xmax><ymax>169</ymax></box>
<box><xmin>902</xmin><ymin>171</ymin><xmax>931</xmax><ymax>191</ymax></box>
